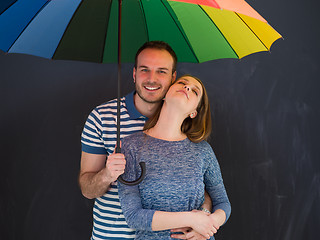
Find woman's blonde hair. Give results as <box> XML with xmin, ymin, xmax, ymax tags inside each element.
<box><xmin>144</xmin><ymin>74</ymin><xmax>212</xmax><ymax>143</ymax></box>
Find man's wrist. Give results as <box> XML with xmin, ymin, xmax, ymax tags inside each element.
<box><xmin>199</xmin><ymin>207</ymin><xmax>211</xmax><ymax>214</ymax></box>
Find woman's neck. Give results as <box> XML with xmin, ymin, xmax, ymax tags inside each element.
<box><xmin>145</xmin><ymin>103</ymin><xmax>187</xmax><ymax>141</ymax></box>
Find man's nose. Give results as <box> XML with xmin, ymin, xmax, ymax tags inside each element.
<box><xmin>148</xmin><ymin>70</ymin><xmax>156</xmax><ymax>81</ymax></box>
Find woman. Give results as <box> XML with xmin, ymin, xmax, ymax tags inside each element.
<box><xmin>118</xmin><ymin>75</ymin><xmax>231</xmax><ymax>239</ymax></box>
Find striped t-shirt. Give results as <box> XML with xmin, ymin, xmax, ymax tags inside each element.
<box><xmin>81</xmin><ymin>91</ymin><xmax>146</xmax><ymax>239</ymax></box>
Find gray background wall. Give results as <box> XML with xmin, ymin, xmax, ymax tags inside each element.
<box><xmin>0</xmin><ymin>0</ymin><xmax>319</xmax><ymax>239</ymax></box>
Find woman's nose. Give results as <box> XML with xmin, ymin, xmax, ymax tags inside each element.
<box><xmin>184</xmin><ymin>85</ymin><xmax>190</xmax><ymax>91</ymax></box>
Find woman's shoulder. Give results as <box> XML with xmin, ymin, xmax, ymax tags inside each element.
<box><xmin>122</xmin><ymin>131</ymin><xmax>145</xmax><ymax>147</ymax></box>
<box><xmin>190</xmin><ymin>140</ymin><xmax>217</xmax><ymax>158</ymax></box>
<box><xmin>123</xmin><ymin>130</ymin><xmax>144</xmax><ymax>139</ymax></box>
<box><xmin>192</xmin><ymin>140</ymin><xmax>212</xmax><ymax>149</ymax></box>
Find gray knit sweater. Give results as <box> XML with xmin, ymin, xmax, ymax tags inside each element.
<box><xmin>118</xmin><ymin>132</ymin><xmax>231</xmax><ymax>239</ymax></box>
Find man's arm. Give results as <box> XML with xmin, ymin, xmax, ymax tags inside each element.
<box><xmin>79</xmin><ymin>151</ymin><xmax>126</xmax><ymax>199</ymax></box>
<box><xmin>201</xmin><ymin>190</ymin><xmax>212</xmax><ymax>212</ymax></box>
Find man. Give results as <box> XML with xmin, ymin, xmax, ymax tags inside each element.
<box><xmin>79</xmin><ymin>41</ymin><xmax>211</xmax><ymax>239</ymax></box>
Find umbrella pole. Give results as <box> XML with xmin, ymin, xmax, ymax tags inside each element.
<box><xmin>116</xmin><ymin>0</ymin><xmax>146</xmax><ymax>186</ymax></box>
<box><xmin>115</xmin><ymin>0</ymin><xmax>122</xmax><ymax>154</ymax></box>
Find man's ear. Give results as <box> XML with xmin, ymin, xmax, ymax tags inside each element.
<box><xmin>190</xmin><ymin>111</ymin><xmax>197</xmax><ymax>119</ymax></box>
<box><xmin>171</xmin><ymin>71</ymin><xmax>177</xmax><ymax>83</ymax></box>
<box><xmin>133</xmin><ymin>67</ymin><xmax>136</xmax><ymax>83</ymax></box>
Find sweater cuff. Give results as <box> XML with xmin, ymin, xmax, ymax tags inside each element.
<box><xmin>213</xmin><ymin>203</ymin><xmax>231</xmax><ymax>224</ymax></box>
<box><xmin>145</xmin><ymin>210</ymin><xmax>157</xmax><ymax>231</ymax></box>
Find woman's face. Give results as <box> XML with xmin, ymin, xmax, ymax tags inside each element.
<box><xmin>165</xmin><ymin>76</ymin><xmax>203</xmax><ymax>116</ymax></box>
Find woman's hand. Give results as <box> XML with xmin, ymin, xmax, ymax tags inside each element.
<box><xmin>187</xmin><ymin>210</ymin><xmax>217</xmax><ymax>239</ymax></box>
<box><xmin>171</xmin><ymin>210</ymin><xmax>212</xmax><ymax>239</ymax></box>
<box><xmin>169</xmin><ymin>209</ymin><xmax>226</xmax><ymax>239</ymax></box>
<box><xmin>209</xmin><ymin>209</ymin><xmax>226</xmax><ymax>231</ymax></box>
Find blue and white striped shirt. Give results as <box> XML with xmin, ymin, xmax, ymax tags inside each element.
<box><xmin>81</xmin><ymin>91</ymin><xmax>146</xmax><ymax>239</ymax></box>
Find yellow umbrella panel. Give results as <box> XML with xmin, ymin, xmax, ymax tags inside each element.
<box><xmin>202</xmin><ymin>5</ymin><xmax>282</xmax><ymax>59</ymax></box>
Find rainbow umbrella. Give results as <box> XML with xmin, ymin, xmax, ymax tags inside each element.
<box><xmin>0</xmin><ymin>0</ymin><xmax>281</xmax><ymax>63</ymax></box>
<box><xmin>0</xmin><ymin>0</ymin><xmax>282</xmax><ymax>184</ymax></box>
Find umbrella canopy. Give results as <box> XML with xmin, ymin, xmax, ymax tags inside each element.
<box><xmin>0</xmin><ymin>0</ymin><xmax>282</xmax><ymax>185</ymax></box>
<box><xmin>0</xmin><ymin>0</ymin><xmax>282</xmax><ymax>64</ymax></box>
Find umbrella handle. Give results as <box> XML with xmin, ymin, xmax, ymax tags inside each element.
<box><xmin>117</xmin><ymin>162</ymin><xmax>146</xmax><ymax>186</ymax></box>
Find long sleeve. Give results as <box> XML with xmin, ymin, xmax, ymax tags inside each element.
<box><xmin>118</xmin><ymin>133</ymin><xmax>230</xmax><ymax>239</ymax></box>
<box><xmin>203</xmin><ymin>143</ymin><xmax>231</xmax><ymax>223</ymax></box>
<box><xmin>118</xmin><ymin>143</ymin><xmax>156</xmax><ymax>231</ymax></box>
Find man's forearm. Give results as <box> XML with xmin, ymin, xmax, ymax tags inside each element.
<box><xmin>201</xmin><ymin>190</ymin><xmax>212</xmax><ymax>212</ymax></box>
<box><xmin>79</xmin><ymin>168</ymin><xmax>113</xmax><ymax>199</ymax></box>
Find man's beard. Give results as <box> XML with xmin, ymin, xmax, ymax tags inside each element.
<box><xmin>135</xmin><ymin>86</ymin><xmax>164</xmax><ymax>104</ymax></box>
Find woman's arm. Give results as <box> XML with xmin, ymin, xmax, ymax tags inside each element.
<box><xmin>118</xmin><ymin>180</ymin><xmax>216</xmax><ymax>238</ymax></box>
<box><xmin>152</xmin><ymin>210</ymin><xmax>216</xmax><ymax>238</ymax></box>
<box><xmin>208</xmin><ymin>209</ymin><xmax>226</xmax><ymax>231</ymax></box>
<box><xmin>169</xmin><ymin>189</ymin><xmax>213</xmax><ymax>239</ymax></box>
<box><xmin>203</xmin><ymin>144</ymin><xmax>231</xmax><ymax>228</ymax></box>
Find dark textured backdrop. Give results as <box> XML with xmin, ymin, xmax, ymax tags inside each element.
<box><xmin>0</xmin><ymin>0</ymin><xmax>319</xmax><ymax>239</ymax></box>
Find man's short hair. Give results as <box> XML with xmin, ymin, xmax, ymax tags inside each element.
<box><xmin>134</xmin><ymin>41</ymin><xmax>177</xmax><ymax>73</ymax></box>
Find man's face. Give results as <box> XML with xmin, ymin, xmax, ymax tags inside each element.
<box><xmin>133</xmin><ymin>48</ymin><xmax>176</xmax><ymax>104</ymax></box>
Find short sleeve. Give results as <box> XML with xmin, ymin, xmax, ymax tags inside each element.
<box><xmin>81</xmin><ymin>108</ymin><xmax>107</xmax><ymax>154</ymax></box>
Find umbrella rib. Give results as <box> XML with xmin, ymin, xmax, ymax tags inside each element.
<box><xmin>139</xmin><ymin>0</ymin><xmax>149</xmax><ymax>42</ymax></box>
<box><xmin>7</xmin><ymin>0</ymin><xmax>50</xmax><ymax>53</ymax></box>
<box><xmin>234</xmin><ymin>12</ymin><xmax>269</xmax><ymax>51</ymax></box>
<box><xmin>198</xmin><ymin>5</ymin><xmax>239</xmax><ymax>59</ymax></box>
<box><xmin>100</xmin><ymin>0</ymin><xmax>113</xmax><ymax>63</ymax></box>
<box><xmin>0</xmin><ymin>0</ymin><xmax>17</xmax><ymax>15</ymax></box>
<box><xmin>161</xmin><ymin>0</ymin><xmax>199</xmax><ymax>63</ymax></box>
<box><xmin>52</xmin><ymin>0</ymin><xmax>85</xmax><ymax>59</ymax></box>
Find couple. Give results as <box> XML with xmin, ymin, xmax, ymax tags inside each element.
<box><xmin>79</xmin><ymin>41</ymin><xmax>231</xmax><ymax>240</ymax></box>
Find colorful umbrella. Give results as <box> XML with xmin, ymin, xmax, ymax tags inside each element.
<box><xmin>0</xmin><ymin>0</ymin><xmax>282</xmax><ymax>184</ymax></box>
<box><xmin>0</xmin><ymin>0</ymin><xmax>281</xmax><ymax>63</ymax></box>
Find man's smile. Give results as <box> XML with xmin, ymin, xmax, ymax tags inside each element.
<box><xmin>144</xmin><ymin>86</ymin><xmax>161</xmax><ymax>91</ymax></box>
